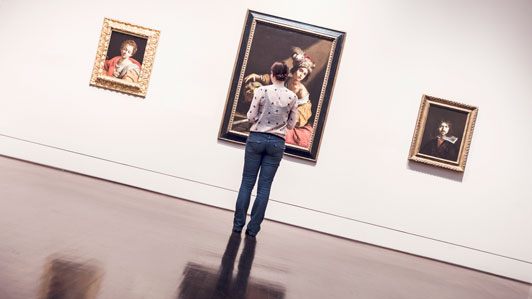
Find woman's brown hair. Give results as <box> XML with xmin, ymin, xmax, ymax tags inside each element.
<box><xmin>270</xmin><ymin>61</ymin><xmax>289</xmax><ymax>81</ymax></box>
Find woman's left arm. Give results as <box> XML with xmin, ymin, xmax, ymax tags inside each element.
<box><xmin>287</xmin><ymin>96</ymin><xmax>299</xmax><ymax>130</ymax></box>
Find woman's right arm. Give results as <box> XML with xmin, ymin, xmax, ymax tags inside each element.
<box><xmin>287</xmin><ymin>96</ymin><xmax>299</xmax><ymax>130</ymax></box>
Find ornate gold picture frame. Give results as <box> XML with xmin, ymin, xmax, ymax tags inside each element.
<box><xmin>90</xmin><ymin>18</ymin><xmax>160</xmax><ymax>97</ymax></box>
<box><xmin>218</xmin><ymin>10</ymin><xmax>345</xmax><ymax>162</ymax></box>
<box><xmin>409</xmin><ymin>94</ymin><xmax>478</xmax><ymax>172</ymax></box>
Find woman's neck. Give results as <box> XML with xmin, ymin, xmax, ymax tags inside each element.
<box><xmin>271</xmin><ymin>76</ymin><xmax>284</xmax><ymax>86</ymax></box>
<box><xmin>272</xmin><ymin>80</ymin><xmax>284</xmax><ymax>87</ymax></box>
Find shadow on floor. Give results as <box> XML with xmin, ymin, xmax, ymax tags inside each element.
<box><xmin>178</xmin><ymin>232</ymin><xmax>285</xmax><ymax>299</ymax></box>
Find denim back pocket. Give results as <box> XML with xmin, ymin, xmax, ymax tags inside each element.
<box><xmin>273</xmin><ymin>142</ymin><xmax>286</xmax><ymax>150</ymax></box>
<box><xmin>246</xmin><ymin>134</ymin><xmax>263</xmax><ymax>152</ymax></box>
<box><xmin>246</xmin><ymin>133</ymin><xmax>261</xmax><ymax>144</ymax></box>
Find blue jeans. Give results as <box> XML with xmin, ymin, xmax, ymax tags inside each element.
<box><xmin>233</xmin><ymin>132</ymin><xmax>285</xmax><ymax>236</ymax></box>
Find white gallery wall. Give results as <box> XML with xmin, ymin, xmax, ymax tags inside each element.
<box><xmin>1</xmin><ymin>0</ymin><xmax>531</xmax><ymax>283</ymax></box>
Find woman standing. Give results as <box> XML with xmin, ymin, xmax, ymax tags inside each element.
<box><xmin>233</xmin><ymin>62</ymin><xmax>298</xmax><ymax>237</ymax></box>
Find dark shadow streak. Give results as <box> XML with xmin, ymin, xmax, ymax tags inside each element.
<box><xmin>231</xmin><ymin>235</ymin><xmax>256</xmax><ymax>299</ymax></box>
<box><xmin>39</xmin><ymin>257</ymin><xmax>104</xmax><ymax>299</ymax></box>
<box><xmin>211</xmin><ymin>232</ymin><xmax>243</xmax><ymax>298</ymax></box>
<box><xmin>178</xmin><ymin>233</ymin><xmax>283</xmax><ymax>299</ymax></box>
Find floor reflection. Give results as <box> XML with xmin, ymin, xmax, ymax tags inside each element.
<box><xmin>178</xmin><ymin>233</ymin><xmax>285</xmax><ymax>299</ymax></box>
<box><xmin>39</xmin><ymin>256</ymin><xmax>103</xmax><ymax>299</ymax></box>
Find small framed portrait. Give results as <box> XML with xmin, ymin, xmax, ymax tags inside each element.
<box><xmin>89</xmin><ymin>18</ymin><xmax>160</xmax><ymax>97</ymax></box>
<box><xmin>409</xmin><ymin>94</ymin><xmax>479</xmax><ymax>172</ymax></box>
<box><xmin>218</xmin><ymin>10</ymin><xmax>346</xmax><ymax>162</ymax></box>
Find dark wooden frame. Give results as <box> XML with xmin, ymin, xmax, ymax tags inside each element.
<box><xmin>218</xmin><ymin>10</ymin><xmax>345</xmax><ymax>162</ymax></box>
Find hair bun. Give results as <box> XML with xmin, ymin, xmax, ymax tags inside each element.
<box><xmin>271</xmin><ymin>61</ymin><xmax>289</xmax><ymax>81</ymax></box>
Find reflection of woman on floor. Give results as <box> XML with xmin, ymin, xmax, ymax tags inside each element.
<box><xmin>104</xmin><ymin>40</ymin><xmax>142</xmax><ymax>83</ymax></box>
<box><xmin>244</xmin><ymin>47</ymin><xmax>316</xmax><ymax>148</ymax></box>
<box><xmin>420</xmin><ymin>120</ymin><xmax>459</xmax><ymax>161</ymax></box>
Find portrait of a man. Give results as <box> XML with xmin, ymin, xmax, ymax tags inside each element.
<box><xmin>420</xmin><ymin>119</ymin><xmax>459</xmax><ymax>161</ymax></box>
<box><xmin>409</xmin><ymin>95</ymin><xmax>478</xmax><ymax>172</ymax></box>
<box><xmin>419</xmin><ymin>105</ymin><xmax>467</xmax><ymax>162</ymax></box>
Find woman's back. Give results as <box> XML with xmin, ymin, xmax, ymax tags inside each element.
<box><xmin>247</xmin><ymin>83</ymin><xmax>298</xmax><ymax>138</ymax></box>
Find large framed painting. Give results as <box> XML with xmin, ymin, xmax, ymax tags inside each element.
<box><xmin>90</xmin><ymin>18</ymin><xmax>160</xmax><ymax>97</ymax></box>
<box><xmin>218</xmin><ymin>10</ymin><xmax>346</xmax><ymax>162</ymax></box>
<box><xmin>409</xmin><ymin>94</ymin><xmax>478</xmax><ymax>172</ymax></box>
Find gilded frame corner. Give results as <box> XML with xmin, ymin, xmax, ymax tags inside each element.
<box><xmin>89</xmin><ymin>18</ymin><xmax>160</xmax><ymax>97</ymax></box>
<box><xmin>408</xmin><ymin>94</ymin><xmax>478</xmax><ymax>172</ymax></box>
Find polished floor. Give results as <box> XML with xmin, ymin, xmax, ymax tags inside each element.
<box><xmin>0</xmin><ymin>155</ymin><xmax>530</xmax><ymax>299</ymax></box>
